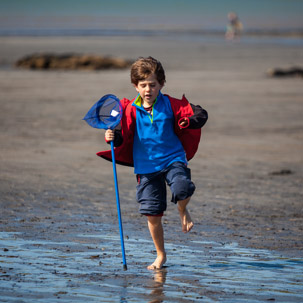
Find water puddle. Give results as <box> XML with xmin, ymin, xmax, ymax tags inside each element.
<box><xmin>0</xmin><ymin>230</ymin><xmax>302</xmax><ymax>302</ymax></box>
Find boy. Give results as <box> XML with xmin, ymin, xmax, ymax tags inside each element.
<box><xmin>99</xmin><ymin>56</ymin><xmax>208</xmax><ymax>270</ymax></box>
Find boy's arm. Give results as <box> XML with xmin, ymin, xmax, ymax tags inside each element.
<box><xmin>179</xmin><ymin>104</ymin><xmax>208</xmax><ymax>129</ymax></box>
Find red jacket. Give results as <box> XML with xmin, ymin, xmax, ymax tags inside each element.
<box><xmin>97</xmin><ymin>94</ymin><xmax>205</xmax><ymax>167</ymax></box>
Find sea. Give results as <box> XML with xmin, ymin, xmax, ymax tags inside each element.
<box><xmin>0</xmin><ymin>0</ymin><xmax>303</xmax><ymax>45</ymax></box>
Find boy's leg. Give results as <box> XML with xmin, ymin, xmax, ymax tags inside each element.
<box><xmin>165</xmin><ymin>162</ymin><xmax>195</xmax><ymax>233</ymax></box>
<box><xmin>177</xmin><ymin>197</ymin><xmax>194</xmax><ymax>233</ymax></box>
<box><xmin>146</xmin><ymin>215</ymin><xmax>167</xmax><ymax>270</ymax></box>
<box><xmin>136</xmin><ymin>172</ymin><xmax>167</xmax><ymax>270</ymax></box>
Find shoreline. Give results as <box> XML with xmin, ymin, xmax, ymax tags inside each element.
<box><xmin>0</xmin><ymin>25</ymin><xmax>302</xmax><ymax>35</ymax></box>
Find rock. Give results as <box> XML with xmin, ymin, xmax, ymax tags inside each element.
<box><xmin>269</xmin><ymin>169</ymin><xmax>293</xmax><ymax>176</ymax></box>
<box><xmin>267</xmin><ymin>66</ymin><xmax>303</xmax><ymax>78</ymax></box>
<box><xmin>15</xmin><ymin>53</ymin><xmax>132</xmax><ymax>70</ymax></box>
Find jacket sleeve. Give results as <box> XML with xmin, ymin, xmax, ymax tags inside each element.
<box><xmin>186</xmin><ymin>104</ymin><xmax>208</xmax><ymax>129</ymax></box>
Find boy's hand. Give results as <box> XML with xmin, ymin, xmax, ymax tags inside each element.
<box><xmin>179</xmin><ymin>117</ymin><xmax>189</xmax><ymax>128</ymax></box>
<box><xmin>105</xmin><ymin>129</ymin><xmax>115</xmax><ymax>142</ymax></box>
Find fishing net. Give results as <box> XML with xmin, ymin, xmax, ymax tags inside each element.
<box><xmin>83</xmin><ymin>94</ymin><xmax>122</xmax><ymax>130</ymax></box>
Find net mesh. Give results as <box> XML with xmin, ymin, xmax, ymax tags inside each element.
<box><xmin>83</xmin><ymin>94</ymin><xmax>122</xmax><ymax>129</ymax></box>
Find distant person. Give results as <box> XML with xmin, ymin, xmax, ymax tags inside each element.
<box><xmin>225</xmin><ymin>12</ymin><xmax>243</xmax><ymax>40</ymax></box>
<box><xmin>98</xmin><ymin>56</ymin><xmax>208</xmax><ymax>269</ymax></box>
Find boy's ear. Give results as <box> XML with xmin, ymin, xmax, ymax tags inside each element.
<box><xmin>133</xmin><ymin>84</ymin><xmax>139</xmax><ymax>93</ymax></box>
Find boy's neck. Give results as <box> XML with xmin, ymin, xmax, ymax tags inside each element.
<box><xmin>142</xmin><ymin>99</ymin><xmax>156</xmax><ymax>108</ymax></box>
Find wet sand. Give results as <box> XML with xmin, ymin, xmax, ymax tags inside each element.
<box><xmin>0</xmin><ymin>36</ymin><xmax>303</xmax><ymax>301</ymax></box>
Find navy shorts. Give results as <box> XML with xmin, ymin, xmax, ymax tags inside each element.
<box><xmin>136</xmin><ymin>161</ymin><xmax>195</xmax><ymax>215</ymax></box>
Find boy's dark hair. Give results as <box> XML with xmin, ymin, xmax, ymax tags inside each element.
<box><xmin>130</xmin><ymin>56</ymin><xmax>166</xmax><ymax>86</ymax></box>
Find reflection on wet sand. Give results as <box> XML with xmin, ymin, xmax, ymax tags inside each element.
<box><xmin>149</xmin><ymin>269</ymin><xmax>167</xmax><ymax>303</ymax></box>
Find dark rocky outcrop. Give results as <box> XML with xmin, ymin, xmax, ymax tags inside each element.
<box><xmin>267</xmin><ymin>66</ymin><xmax>303</xmax><ymax>78</ymax></box>
<box><xmin>15</xmin><ymin>53</ymin><xmax>133</xmax><ymax>70</ymax></box>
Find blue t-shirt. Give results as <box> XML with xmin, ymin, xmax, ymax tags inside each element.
<box><xmin>132</xmin><ymin>92</ymin><xmax>187</xmax><ymax>174</ymax></box>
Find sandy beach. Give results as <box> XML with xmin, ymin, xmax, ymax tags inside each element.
<box><xmin>0</xmin><ymin>35</ymin><xmax>303</xmax><ymax>301</ymax></box>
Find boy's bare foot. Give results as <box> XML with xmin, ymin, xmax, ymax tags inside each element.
<box><xmin>179</xmin><ymin>208</ymin><xmax>194</xmax><ymax>233</ymax></box>
<box><xmin>147</xmin><ymin>254</ymin><xmax>167</xmax><ymax>270</ymax></box>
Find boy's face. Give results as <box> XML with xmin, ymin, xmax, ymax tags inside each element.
<box><xmin>135</xmin><ymin>73</ymin><xmax>163</xmax><ymax>106</ymax></box>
